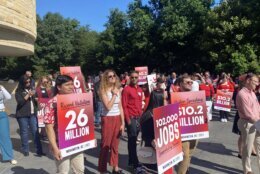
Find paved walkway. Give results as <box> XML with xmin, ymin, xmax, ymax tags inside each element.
<box><xmin>0</xmin><ymin>94</ymin><xmax>258</xmax><ymax>174</ymax></box>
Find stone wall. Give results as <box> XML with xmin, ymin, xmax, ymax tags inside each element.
<box><xmin>0</xmin><ymin>0</ymin><xmax>36</xmax><ymax>56</ymax></box>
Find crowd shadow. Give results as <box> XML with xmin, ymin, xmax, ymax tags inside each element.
<box><xmin>11</xmin><ymin>166</ymin><xmax>49</xmax><ymax>174</ymax></box>
<box><xmin>197</xmin><ymin>142</ymin><xmax>237</xmax><ymax>157</ymax></box>
<box><xmin>189</xmin><ymin>157</ymin><xmax>243</xmax><ymax>174</ymax></box>
<box><xmin>11</xmin><ymin>137</ymin><xmax>53</xmax><ymax>159</ymax></box>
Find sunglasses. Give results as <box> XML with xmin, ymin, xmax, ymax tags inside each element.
<box><xmin>108</xmin><ymin>75</ymin><xmax>116</xmax><ymax>79</ymax></box>
<box><xmin>184</xmin><ymin>81</ymin><xmax>193</xmax><ymax>85</ymax></box>
<box><xmin>131</xmin><ymin>76</ymin><xmax>138</xmax><ymax>79</ymax></box>
<box><xmin>25</xmin><ymin>81</ymin><xmax>31</xmax><ymax>84</ymax></box>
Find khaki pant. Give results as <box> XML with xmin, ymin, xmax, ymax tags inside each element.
<box><xmin>178</xmin><ymin>140</ymin><xmax>198</xmax><ymax>174</ymax></box>
<box><xmin>238</xmin><ymin>119</ymin><xmax>260</xmax><ymax>174</ymax></box>
<box><xmin>55</xmin><ymin>152</ymin><xmax>84</xmax><ymax>174</ymax></box>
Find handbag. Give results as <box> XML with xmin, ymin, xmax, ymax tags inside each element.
<box><xmin>137</xmin><ymin>145</ymin><xmax>157</xmax><ymax>164</ymax></box>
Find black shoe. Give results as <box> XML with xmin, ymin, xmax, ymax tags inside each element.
<box><xmin>23</xmin><ymin>152</ymin><xmax>29</xmax><ymax>156</ymax></box>
<box><xmin>35</xmin><ymin>152</ymin><xmax>46</xmax><ymax>157</ymax></box>
<box><xmin>237</xmin><ymin>154</ymin><xmax>242</xmax><ymax>159</ymax></box>
<box><xmin>112</xmin><ymin>170</ymin><xmax>124</xmax><ymax>174</ymax></box>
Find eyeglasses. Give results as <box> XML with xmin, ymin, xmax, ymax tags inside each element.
<box><xmin>108</xmin><ymin>75</ymin><xmax>116</xmax><ymax>79</ymax></box>
<box><xmin>184</xmin><ymin>81</ymin><xmax>193</xmax><ymax>85</ymax></box>
<box><xmin>25</xmin><ymin>81</ymin><xmax>31</xmax><ymax>84</ymax></box>
<box><xmin>131</xmin><ymin>76</ymin><xmax>138</xmax><ymax>79</ymax></box>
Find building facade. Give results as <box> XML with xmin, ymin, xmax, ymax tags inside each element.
<box><xmin>0</xmin><ymin>0</ymin><xmax>36</xmax><ymax>56</ymax></box>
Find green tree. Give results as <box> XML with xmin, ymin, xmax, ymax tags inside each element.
<box><xmin>201</xmin><ymin>0</ymin><xmax>259</xmax><ymax>76</ymax></box>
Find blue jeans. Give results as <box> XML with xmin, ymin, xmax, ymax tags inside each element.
<box><xmin>0</xmin><ymin>111</ymin><xmax>14</xmax><ymax>160</ymax></box>
<box><xmin>95</xmin><ymin>101</ymin><xmax>102</xmax><ymax>124</ymax></box>
<box><xmin>16</xmin><ymin>115</ymin><xmax>42</xmax><ymax>154</ymax></box>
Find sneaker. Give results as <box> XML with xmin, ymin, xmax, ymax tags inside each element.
<box><xmin>10</xmin><ymin>160</ymin><xmax>17</xmax><ymax>165</ymax></box>
<box><xmin>224</xmin><ymin>119</ymin><xmax>228</xmax><ymax>122</ymax></box>
<box><xmin>220</xmin><ymin>119</ymin><xmax>224</xmax><ymax>122</ymax></box>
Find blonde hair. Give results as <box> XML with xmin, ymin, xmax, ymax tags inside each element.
<box><xmin>37</xmin><ymin>75</ymin><xmax>52</xmax><ymax>89</ymax></box>
<box><xmin>99</xmin><ymin>69</ymin><xmax>120</xmax><ymax>94</ymax></box>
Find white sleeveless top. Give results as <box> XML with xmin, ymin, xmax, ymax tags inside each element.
<box><xmin>101</xmin><ymin>92</ymin><xmax>120</xmax><ymax>116</ymax></box>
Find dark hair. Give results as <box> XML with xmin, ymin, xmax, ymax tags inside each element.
<box><xmin>145</xmin><ymin>89</ymin><xmax>164</xmax><ymax>111</ymax></box>
<box><xmin>53</xmin><ymin>75</ymin><xmax>73</xmax><ymax>95</ymax></box>
<box><xmin>130</xmin><ymin>70</ymin><xmax>139</xmax><ymax>75</ymax></box>
<box><xmin>156</xmin><ymin>77</ymin><xmax>164</xmax><ymax>84</ymax></box>
<box><xmin>16</xmin><ymin>75</ymin><xmax>31</xmax><ymax>91</ymax></box>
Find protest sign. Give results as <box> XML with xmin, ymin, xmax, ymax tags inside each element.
<box><xmin>147</xmin><ymin>74</ymin><xmax>157</xmax><ymax>93</ymax></box>
<box><xmin>37</xmin><ymin>98</ymin><xmax>50</xmax><ymax>127</ymax></box>
<box><xmin>153</xmin><ymin>103</ymin><xmax>183</xmax><ymax>173</ymax></box>
<box><xmin>214</xmin><ymin>90</ymin><xmax>233</xmax><ymax>112</ymax></box>
<box><xmin>206</xmin><ymin>101</ymin><xmax>213</xmax><ymax>121</ymax></box>
<box><xmin>57</xmin><ymin>93</ymin><xmax>96</xmax><ymax>157</ymax></box>
<box><xmin>135</xmin><ymin>66</ymin><xmax>148</xmax><ymax>85</ymax></box>
<box><xmin>171</xmin><ymin>91</ymin><xmax>209</xmax><ymax>141</ymax></box>
<box><xmin>60</xmin><ymin>66</ymin><xmax>86</xmax><ymax>93</ymax></box>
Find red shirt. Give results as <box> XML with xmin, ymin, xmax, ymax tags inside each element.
<box><xmin>122</xmin><ymin>85</ymin><xmax>143</xmax><ymax>124</ymax></box>
<box><xmin>199</xmin><ymin>83</ymin><xmax>215</xmax><ymax>97</ymax></box>
<box><xmin>217</xmin><ymin>82</ymin><xmax>234</xmax><ymax>92</ymax></box>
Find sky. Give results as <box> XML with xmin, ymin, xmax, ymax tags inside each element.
<box><xmin>36</xmin><ymin>0</ymin><xmax>148</xmax><ymax>32</ymax></box>
<box><xmin>36</xmin><ymin>0</ymin><xmax>220</xmax><ymax>32</ymax></box>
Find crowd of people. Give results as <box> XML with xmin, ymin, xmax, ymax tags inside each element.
<box><xmin>0</xmin><ymin>69</ymin><xmax>259</xmax><ymax>174</ymax></box>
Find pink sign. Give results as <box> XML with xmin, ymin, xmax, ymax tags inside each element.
<box><xmin>57</xmin><ymin>93</ymin><xmax>96</xmax><ymax>157</ymax></box>
<box><xmin>153</xmin><ymin>104</ymin><xmax>183</xmax><ymax>173</ymax></box>
<box><xmin>135</xmin><ymin>66</ymin><xmax>148</xmax><ymax>85</ymax></box>
<box><xmin>171</xmin><ymin>91</ymin><xmax>209</xmax><ymax>141</ymax></box>
<box><xmin>37</xmin><ymin>98</ymin><xmax>50</xmax><ymax>127</ymax></box>
<box><xmin>214</xmin><ymin>90</ymin><xmax>233</xmax><ymax>112</ymax></box>
<box><xmin>60</xmin><ymin>66</ymin><xmax>86</xmax><ymax>93</ymax></box>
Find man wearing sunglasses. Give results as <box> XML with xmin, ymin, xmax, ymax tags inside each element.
<box><xmin>122</xmin><ymin>70</ymin><xmax>143</xmax><ymax>172</ymax></box>
<box><xmin>177</xmin><ymin>74</ymin><xmax>199</xmax><ymax>174</ymax></box>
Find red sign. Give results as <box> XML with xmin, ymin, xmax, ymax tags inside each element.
<box><xmin>214</xmin><ymin>90</ymin><xmax>233</xmax><ymax>112</ymax></box>
<box><xmin>60</xmin><ymin>66</ymin><xmax>86</xmax><ymax>93</ymax></box>
<box><xmin>135</xmin><ymin>66</ymin><xmax>148</xmax><ymax>85</ymax></box>
<box><xmin>37</xmin><ymin>98</ymin><xmax>50</xmax><ymax>127</ymax></box>
<box><xmin>153</xmin><ymin>104</ymin><xmax>183</xmax><ymax>174</ymax></box>
<box><xmin>171</xmin><ymin>91</ymin><xmax>209</xmax><ymax>141</ymax></box>
<box><xmin>57</xmin><ymin>93</ymin><xmax>96</xmax><ymax>157</ymax></box>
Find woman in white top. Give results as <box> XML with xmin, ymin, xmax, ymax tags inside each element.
<box><xmin>98</xmin><ymin>69</ymin><xmax>125</xmax><ymax>174</ymax></box>
<box><xmin>0</xmin><ymin>85</ymin><xmax>17</xmax><ymax>165</ymax></box>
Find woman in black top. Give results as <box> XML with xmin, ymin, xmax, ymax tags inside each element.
<box><xmin>15</xmin><ymin>75</ymin><xmax>44</xmax><ymax>156</ymax></box>
<box><xmin>140</xmin><ymin>88</ymin><xmax>165</xmax><ymax>173</ymax></box>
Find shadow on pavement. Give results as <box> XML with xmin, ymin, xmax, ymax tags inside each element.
<box><xmin>190</xmin><ymin>157</ymin><xmax>243</xmax><ymax>174</ymax></box>
<box><xmin>11</xmin><ymin>137</ymin><xmax>52</xmax><ymax>159</ymax></box>
<box><xmin>197</xmin><ymin>142</ymin><xmax>236</xmax><ymax>156</ymax></box>
<box><xmin>11</xmin><ymin>166</ymin><xmax>49</xmax><ymax>174</ymax></box>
